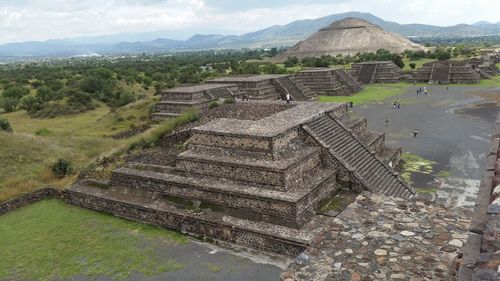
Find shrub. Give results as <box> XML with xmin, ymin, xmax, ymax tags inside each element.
<box><xmin>208</xmin><ymin>101</ymin><xmax>219</xmax><ymax>109</ymax></box>
<box><xmin>0</xmin><ymin>118</ymin><xmax>12</xmax><ymax>133</ymax></box>
<box><xmin>51</xmin><ymin>159</ymin><xmax>73</xmax><ymax>178</ymax></box>
<box><xmin>113</xmin><ymin>91</ymin><xmax>136</xmax><ymax>108</ymax></box>
<box><xmin>223</xmin><ymin>97</ymin><xmax>235</xmax><ymax>104</ymax></box>
<box><xmin>409</xmin><ymin>63</ymin><xmax>416</xmax><ymax>69</ymax></box>
<box><xmin>0</xmin><ymin>97</ymin><xmax>20</xmax><ymax>112</ymax></box>
<box><xmin>35</xmin><ymin>128</ymin><xmax>51</xmax><ymax>136</ymax></box>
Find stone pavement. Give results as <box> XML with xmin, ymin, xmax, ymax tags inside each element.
<box><xmin>281</xmin><ymin>193</ymin><xmax>472</xmax><ymax>281</ymax></box>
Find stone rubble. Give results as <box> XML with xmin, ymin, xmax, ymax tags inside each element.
<box><xmin>282</xmin><ymin>192</ymin><xmax>472</xmax><ymax>281</ymax></box>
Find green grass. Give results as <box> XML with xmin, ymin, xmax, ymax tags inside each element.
<box><xmin>416</xmin><ymin>188</ymin><xmax>438</xmax><ymax>195</ymax></box>
<box><xmin>496</xmin><ymin>63</ymin><xmax>500</xmax><ymax>69</ymax></box>
<box><xmin>319</xmin><ymin>83</ymin><xmax>409</xmax><ymax>105</ymax></box>
<box><xmin>403</xmin><ymin>58</ymin><xmax>436</xmax><ymax>71</ymax></box>
<box><xmin>478</xmin><ymin>75</ymin><xmax>500</xmax><ymax>87</ymax></box>
<box><xmin>0</xmin><ymin>199</ymin><xmax>188</xmax><ymax>281</ymax></box>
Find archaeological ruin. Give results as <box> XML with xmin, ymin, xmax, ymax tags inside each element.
<box><xmin>349</xmin><ymin>61</ymin><xmax>404</xmax><ymax>84</ymax></box>
<box><xmin>154</xmin><ymin>71</ymin><xmax>363</xmax><ymax>119</ymax></box>
<box><xmin>293</xmin><ymin>68</ymin><xmax>363</xmax><ymax>96</ymax></box>
<box><xmin>467</xmin><ymin>56</ymin><xmax>500</xmax><ymax>79</ymax></box>
<box><xmin>59</xmin><ymin>101</ymin><xmax>413</xmax><ymax>256</ymax></box>
<box><xmin>412</xmin><ymin>61</ymin><xmax>481</xmax><ymax>84</ymax></box>
<box><xmin>152</xmin><ymin>83</ymin><xmax>239</xmax><ymax>121</ymax></box>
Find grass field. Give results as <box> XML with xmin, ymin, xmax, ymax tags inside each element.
<box><xmin>319</xmin><ymin>83</ymin><xmax>410</xmax><ymax>105</ymax></box>
<box><xmin>0</xmin><ymin>96</ymin><xmax>157</xmax><ymax>202</ymax></box>
<box><xmin>477</xmin><ymin>75</ymin><xmax>500</xmax><ymax>87</ymax></box>
<box><xmin>402</xmin><ymin>58</ymin><xmax>436</xmax><ymax>71</ymax></box>
<box><xmin>0</xmin><ymin>199</ymin><xmax>187</xmax><ymax>281</ymax></box>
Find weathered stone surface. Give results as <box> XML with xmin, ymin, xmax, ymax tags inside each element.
<box><xmin>284</xmin><ymin>193</ymin><xmax>472</xmax><ymax>280</ymax></box>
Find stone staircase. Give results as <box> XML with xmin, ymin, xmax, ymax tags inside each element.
<box><xmin>276</xmin><ymin>76</ymin><xmax>308</xmax><ymax>101</ymax></box>
<box><xmin>336</xmin><ymin>69</ymin><xmax>364</xmax><ymax>92</ymax></box>
<box><xmin>303</xmin><ymin>114</ymin><xmax>414</xmax><ymax>198</ymax></box>
<box><xmin>357</xmin><ymin>64</ymin><xmax>376</xmax><ymax>84</ymax></box>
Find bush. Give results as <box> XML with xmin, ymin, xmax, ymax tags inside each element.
<box><xmin>208</xmin><ymin>101</ymin><xmax>219</xmax><ymax>109</ymax></box>
<box><xmin>0</xmin><ymin>97</ymin><xmax>20</xmax><ymax>112</ymax></box>
<box><xmin>0</xmin><ymin>118</ymin><xmax>12</xmax><ymax>133</ymax></box>
<box><xmin>223</xmin><ymin>97</ymin><xmax>235</xmax><ymax>104</ymax></box>
<box><xmin>35</xmin><ymin>128</ymin><xmax>51</xmax><ymax>136</ymax></box>
<box><xmin>409</xmin><ymin>63</ymin><xmax>416</xmax><ymax>69</ymax></box>
<box><xmin>51</xmin><ymin>159</ymin><xmax>73</xmax><ymax>178</ymax></box>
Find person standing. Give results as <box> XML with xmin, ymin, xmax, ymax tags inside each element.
<box><xmin>413</xmin><ymin>128</ymin><xmax>418</xmax><ymax>137</ymax></box>
<box><xmin>286</xmin><ymin>93</ymin><xmax>291</xmax><ymax>104</ymax></box>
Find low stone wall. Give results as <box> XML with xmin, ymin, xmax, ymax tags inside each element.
<box><xmin>0</xmin><ymin>188</ymin><xmax>62</xmax><ymax>216</ymax></box>
<box><xmin>457</xmin><ymin>113</ymin><xmax>500</xmax><ymax>281</ymax></box>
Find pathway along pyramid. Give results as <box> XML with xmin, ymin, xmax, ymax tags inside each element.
<box><xmin>278</xmin><ymin>17</ymin><xmax>426</xmax><ymax>59</ymax></box>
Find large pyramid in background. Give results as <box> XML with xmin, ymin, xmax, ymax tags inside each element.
<box><xmin>278</xmin><ymin>17</ymin><xmax>426</xmax><ymax>59</ymax></box>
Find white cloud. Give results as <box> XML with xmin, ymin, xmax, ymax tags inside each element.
<box><xmin>0</xmin><ymin>0</ymin><xmax>498</xmax><ymax>44</ymax></box>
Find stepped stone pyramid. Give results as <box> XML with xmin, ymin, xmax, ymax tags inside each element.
<box><xmin>468</xmin><ymin>56</ymin><xmax>500</xmax><ymax>79</ymax></box>
<box><xmin>350</xmin><ymin>61</ymin><xmax>404</xmax><ymax>84</ymax></box>
<box><xmin>68</xmin><ymin>101</ymin><xmax>414</xmax><ymax>256</ymax></box>
<box><xmin>152</xmin><ymin>83</ymin><xmax>238</xmax><ymax>121</ymax></box>
<box><xmin>278</xmin><ymin>17</ymin><xmax>425</xmax><ymax>59</ymax></box>
<box><xmin>154</xmin><ymin>71</ymin><xmax>363</xmax><ymax>119</ymax></box>
<box><xmin>412</xmin><ymin>61</ymin><xmax>481</xmax><ymax>84</ymax></box>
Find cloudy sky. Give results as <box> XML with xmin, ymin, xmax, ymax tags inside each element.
<box><xmin>0</xmin><ymin>0</ymin><xmax>498</xmax><ymax>44</ymax></box>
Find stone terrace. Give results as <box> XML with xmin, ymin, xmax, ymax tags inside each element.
<box><xmin>207</xmin><ymin>74</ymin><xmax>290</xmax><ymax>100</ymax></box>
<box><xmin>152</xmin><ymin>83</ymin><xmax>238</xmax><ymax>121</ymax></box>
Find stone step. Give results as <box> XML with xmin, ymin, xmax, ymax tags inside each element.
<box><xmin>151</xmin><ymin>112</ymin><xmax>179</xmax><ymax>122</ymax></box>
<box><xmin>175</xmin><ymin>147</ymin><xmax>321</xmax><ymax>190</ymax></box>
<box><xmin>64</xmin><ymin>184</ymin><xmax>331</xmax><ymax>257</ymax></box>
<box><xmin>109</xmin><ymin>165</ymin><xmax>338</xmax><ymax>228</ymax></box>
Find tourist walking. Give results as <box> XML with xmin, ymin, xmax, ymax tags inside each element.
<box><xmin>286</xmin><ymin>93</ymin><xmax>291</xmax><ymax>104</ymax></box>
<box><xmin>413</xmin><ymin>128</ymin><xmax>418</xmax><ymax>137</ymax></box>
<box><xmin>393</xmin><ymin>101</ymin><xmax>397</xmax><ymax>109</ymax></box>
<box><xmin>397</xmin><ymin>102</ymin><xmax>400</xmax><ymax>109</ymax></box>
<box><xmin>385</xmin><ymin>116</ymin><xmax>389</xmax><ymax>126</ymax></box>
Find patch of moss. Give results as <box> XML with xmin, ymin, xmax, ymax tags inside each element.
<box><xmin>417</xmin><ymin>188</ymin><xmax>438</xmax><ymax>195</ymax></box>
<box><xmin>320</xmin><ymin>195</ymin><xmax>344</xmax><ymax>213</ymax></box>
<box><xmin>401</xmin><ymin>152</ymin><xmax>436</xmax><ymax>185</ymax></box>
<box><xmin>204</xmin><ymin>262</ymin><xmax>221</xmax><ymax>273</ymax></box>
<box><xmin>437</xmin><ymin>170</ymin><xmax>451</xmax><ymax>178</ymax></box>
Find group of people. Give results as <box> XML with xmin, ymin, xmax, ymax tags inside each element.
<box><xmin>393</xmin><ymin>100</ymin><xmax>401</xmax><ymax>109</ymax></box>
<box><xmin>416</xmin><ymin>87</ymin><xmax>428</xmax><ymax>95</ymax></box>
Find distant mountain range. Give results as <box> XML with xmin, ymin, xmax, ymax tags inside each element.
<box><xmin>1</xmin><ymin>11</ymin><xmax>499</xmax><ymax>59</ymax></box>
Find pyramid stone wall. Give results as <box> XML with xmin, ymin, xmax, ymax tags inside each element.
<box><xmin>350</xmin><ymin>61</ymin><xmax>403</xmax><ymax>84</ymax></box>
<box><xmin>294</xmin><ymin>68</ymin><xmax>363</xmax><ymax>96</ymax></box>
<box><xmin>412</xmin><ymin>61</ymin><xmax>481</xmax><ymax>84</ymax></box>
